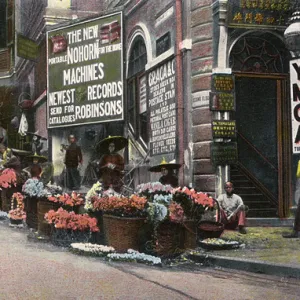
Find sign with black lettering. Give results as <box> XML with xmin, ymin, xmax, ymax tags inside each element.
<box><xmin>290</xmin><ymin>59</ymin><xmax>300</xmax><ymax>154</ymax></box>
<box><xmin>46</xmin><ymin>12</ymin><xmax>123</xmax><ymax>128</ymax></box>
<box><xmin>148</xmin><ymin>58</ymin><xmax>177</xmax><ymax>156</ymax></box>
<box><xmin>211</xmin><ymin>142</ymin><xmax>238</xmax><ymax>166</ymax></box>
<box><xmin>156</xmin><ymin>32</ymin><xmax>171</xmax><ymax>56</ymax></box>
<box><xmin>212</xmin><ymin>120</ymin><xmax>236</xmax><ymax>138</ymax></box>
<box><xmin>210</xmin><ymin>74</ymin><xmax>235</xmax><ymax>111</ymax></box>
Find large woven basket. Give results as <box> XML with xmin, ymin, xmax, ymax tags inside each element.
<box><xmin>37</xmin><ymin>200</ymin><xmax>60</xmax><ymax>236</ymax></box>
<box><xmin>197</xmin><ymin>198</ymin><xmax>224</xmax><ymax>240</ymax></box>
<box><xmin>155</xmin><ymin>221</ymin><xmax>184</xmax><ymax>257</ymax></box>
<box><xmin>182</xmin><ymin>220</ymin><xmax>197</xmax><ymax>249</ymax></box>
<box><xmin>103</xmin><ymin>214</ymin><xmax>145</xmax><ymax>252</ymax></box>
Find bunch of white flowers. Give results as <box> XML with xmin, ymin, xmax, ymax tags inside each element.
<box><xmin>107</xmin><ymin>249</ymin><xmax>162</xmax><ymax>265</ymax></box>
<box><xmin>70</xmin><ymin>243</ymin><xmax>115</xmax><ymax>256</ymax></box>
<box><xmin>84</xmin><ymin>181</ymin><xmax>103</xmax><ymax>210</ymax></box>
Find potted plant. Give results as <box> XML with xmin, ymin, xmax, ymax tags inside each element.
<box><xmin>8</xmin><ymin>192</ymin><xmax>26</xmax><ymax>226</ymax></box>
<box><xmin>90</xmin><ymin>194</ymin><xmax>147</xmax><ymax>252</ymax></box>
<box><xmin>44</xmin><ymin>207</ymin><xmax>99</xmax><ymax>247</ymax></box>
<box><xmin>0</xmin><ymin>168</ymin><xmax>18</xmax><ymax>212</ymax></box>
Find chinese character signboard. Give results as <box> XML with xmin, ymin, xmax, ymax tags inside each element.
<box><xmin>212</xmin><ymin>120</ymin><xmax>236</xmax><ymax>138</ymax></box>
<box><xmin>149</xmin><ymin>58</ymin><xmax>177</xmax><ymax>156</ymax></box>
<box><xmin>47</xmin><ymin>12</ymin><xmax>123</xmax><ymax>128</ymax></box>
<box><xmin>210</xmin><ymin>74</ymin><xmax>235</xmax><ymax>111</ymax></box>
<box><xmin>211</xmin><ymin>142</ymin><xmax>238</xmax><ymax>166</ymax></box>
<box><xmin>228</xmin><ymin>0</ymin><xmax>291</xmax><ymax>28</ymax></box>
<box><xmin>290</xmin><ymin>59</ymin><xmax>300</xmax><ymax>154</ymax></box>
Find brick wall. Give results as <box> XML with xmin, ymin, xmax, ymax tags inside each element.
<box><xmin>190</xmin><ymin>0</ymin><xmax>216</xmax><ymax>193</ymax></box>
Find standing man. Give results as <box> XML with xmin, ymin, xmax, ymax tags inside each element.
<box><xmin>64</xmin><ymin>134</ymin><xmax>82</xmax><ymax>190</ymax></box>
<box><xmin>217</xmin><ymin>181</ymin><xmax>247</xmax><ymax>234</ymax></box>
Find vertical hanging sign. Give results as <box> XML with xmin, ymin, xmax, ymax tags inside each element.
<box><xmin>290</xmin><ymin>59</ymin><xmax>300</xmax><ymax>154</ymax></box>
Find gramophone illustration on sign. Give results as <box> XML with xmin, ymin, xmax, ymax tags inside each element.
<box><xmin>50</xmin><ymin>35</ymin><xmax>68</xmax><ymax>54</ymax></box>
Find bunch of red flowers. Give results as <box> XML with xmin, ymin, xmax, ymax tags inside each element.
<box><xmin>48</xmin><ymin>192</ymin><xmax>84</xmax><ymax>207</ymax></box>
<box><xmin>0</xmin><ymin>169</ymin><xmax>17</xmax><ymax>189</ymax></box>
<box><xmin>44</xmin><ymin>208</ymin><xmax>99</xmax><ymax>232</ymax></box>
<box><xmin>91</xmin><ymin>194</ymin><xmax>147</xmax><ymax>218</ymax></box>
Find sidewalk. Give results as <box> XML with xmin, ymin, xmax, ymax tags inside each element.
<box><xmin>187</xmin><ymin>226</ymin><xmax>300</xmax><ymax>279</ymax></box>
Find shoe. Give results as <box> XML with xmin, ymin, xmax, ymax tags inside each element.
<box><xmin>238</xmin><ymin>226</ymin><xmax>247</xmax><ymax>234</ymax></box>
<box><xmin>282</xmin><ymin>231</ymin><xmax>299</xmax><ymax>238</ymax></box>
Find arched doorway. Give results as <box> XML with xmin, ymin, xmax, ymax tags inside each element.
<box><xmin>229</xmin><ymin>32</ymin><xmax>291</xmax><ymax>218</ymax></box>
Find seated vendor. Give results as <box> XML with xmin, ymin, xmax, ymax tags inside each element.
<box><xmin>149</xmin><ymin>158</ymin><xmax>181</xmax><ymax>188</ymax></box>
<box><xmin>217</xmin><ymin>181</ymin><xmax>247</xmax><ymax>234</ymax></box>
<box><xmin>97</xmin><ymin>136</ymin><xmax>128</xmax><ymax>193</ymax></box>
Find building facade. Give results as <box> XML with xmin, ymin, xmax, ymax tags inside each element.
<box><xmin>0</xmin><ymin>0</ymin><xmax>296</xmax><ymax>219</ymax></box>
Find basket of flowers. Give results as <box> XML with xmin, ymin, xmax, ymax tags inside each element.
<box><xmin>47</xmin><ymin>192</ymin><xmax>84</xmax><ymax>213</ymax></box>
<box><xmin>172</xmin><ymin>187</ymin><xmax>216</xmax><ymax>247</ymax></box>
<box><xmin>197</xmin><ymin>198</ymin><xmax>224</xmax><ymax>240</ymax></box>
<box><xmin>8</xmin><ymin>192</ymin><xmax>26</xmax><ymax>226</ymax></box>
<box><xmin>44</xmin><ymin>208</ymin><xmax>99</xmax><ymax>247</ymax></box>
<box><xmin>0</xmin><ymin>168</ymin><xmax>18</xmax><ymax>212</ymax></box>
<box><xmin>91</xmin><ymin>193</ymin><xmax>147</xmax><ymax>252</ymax></box>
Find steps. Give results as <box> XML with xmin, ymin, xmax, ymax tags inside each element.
<box><xmin>230</xmin><ymin>165</ymin><xmax>277</xmax><ymax>218</ymax></box>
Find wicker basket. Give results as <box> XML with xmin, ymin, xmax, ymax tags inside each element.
<box><xmin>37</xmin><ymin>200</ymin><xmax>60</xmax><ymax>236</ymax></box>
<box><xmin>197</xmin><ymin>198</ymin><xmax>224</xmax><ymax>240</ymax></box>
<box><xmin>102</xmin><ymin>214</ymin><xmax>146</xmax><ymax>252</ymax></box>
<box><xmin>182</xmin><ymin>221</ymin><xmax>197</xmax><ymax>249</ymax></box>
<box><xmin>51</xmin><ymin>227</ymin><xmax>91</xmax><ymax>247</ymax></box>
<box><xmin>155</xmin><ymin>221</ymin><xmax>184</xmax><ymax>256</ymax></box>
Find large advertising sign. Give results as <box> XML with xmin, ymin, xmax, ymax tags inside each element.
<box><xmin>290</xmin><ymin>59</ymin><xmax>300</xmax><ymax>154</ymax></box>
<box><xmin>148</xmin><ymin>58</ymin><xmax>176</xmax><ymax>156</ymax></box>
<box><xmin>47</xmin><ymin>12</ymin><xmax>123</xmax><ymax>128</ymax></box>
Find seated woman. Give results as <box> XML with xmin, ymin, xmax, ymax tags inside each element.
<box><xmin>149</xmin><ymin>158</ymin><xmax>181</xmax><ymax>188</ymax></box>
<box><xmin>97</xmin><ymin>136</ymin><xmax>128</xmax><ymax>193</ymax></box>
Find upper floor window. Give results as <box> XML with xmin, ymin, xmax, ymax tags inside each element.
<box><xmin>127</xmin><ymin>36</ymin><xmax>148</xmax><ymax>144</ymax></box>
<box><xmin>0</xmin><ymin>0</ymin><xmax>7</xmax><ymax>48</ymax></box>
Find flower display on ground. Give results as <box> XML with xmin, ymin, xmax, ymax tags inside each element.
<box><xmin>0</xmin><ymin>168</ymin><xmax>17</xmax><ymax>189</ymax></box>
<box><xmin>107</xmin><ymin>249</ymin><xmax>161</xmax><ymax>265</ymax></box>
<box><xmin>84</xmin><ymin>181</ymin><xmax>103</xmax><ymax>210</ymax></box>
<box><xmin>48</xmin><ymin>192</ymin><xmax>84</xmax><ymax>207</ymax></box>
<box><xmin>91</xmin><ymin>194</ymin><xmax>147</xmax><ymax>218</ymax></box>
<box><xmin>70</xmin><ymin>243</ymin><xmax>115</xmax><ymax>256</ymax></box>
<box><xmin>44</xmin><ymin>207</ymin><xmax>99</xmax><ymax>232</ymax></box>
<box><xmin>22</xmin><ymin>178</ymin><xmax>47</xmax><ymax>198</ymax></box>
<box><xmin>8</xmin><ymin>192</ymin><xmax>26</xmax><ymax>220</ymax></box>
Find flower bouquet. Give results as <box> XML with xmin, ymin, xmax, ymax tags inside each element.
<box><xmin>22</xmin><ymin>178</ymin><xmax>47</xmax><ymax>198</ymax></box>
<box><xmin>84</xmin><ymin>181</ymin><xmax>103</xmax><ymax>211</ymax></box>
<box><xmin>136</xmin><ymin>182</ymin><xmax>173</xmax><ymax>199</ymax></box>
<box><xmin>8</xmin><ymin>192</ymin><xmax>26</xmax><ymax>225</ymax></box>
<box><xmin>44</xmin><ymin>207</ymin><xmax>99</xmax><ymax>247</ymax></box>
<box><xmin>0</xmin><ymin>168</ymin><xmax>17</xmax><ymax>189</ymax></box>
<box><xmin>48</xmin><ymin>192</ymin><xmax>84</xmax><ymax>211</ymax></box>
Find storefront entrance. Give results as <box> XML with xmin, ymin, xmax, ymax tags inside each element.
<box><xmin>231</xmin><ymin>74</ymin><xmax>291</xmax><ymax>217</ymax></box>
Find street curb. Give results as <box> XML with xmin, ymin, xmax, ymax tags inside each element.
<box><xmin>187</xmin><ymin>253</ymin><xmax>300</xmax><ymax>279</ymax></box>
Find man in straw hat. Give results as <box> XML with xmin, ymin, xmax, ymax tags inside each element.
<box><xmin>97</xmin><ymin>136</ymin><xmax>128</xmax><ymax>192</ymax></box>
<box><xmin>23</xmin><ymin>152</ymin><xmax>48</xmax><ymax>178</ymax></box>
<box><xmin>149</xmin><ymin>158</ymin><xmax>181</xmax><ymax>187</ymax></box>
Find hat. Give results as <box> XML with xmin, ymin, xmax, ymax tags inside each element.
<box><xmin>4</xmin><ymin>156</ymin><xmax>21</xmax><ymax>169</ymax></box>
<box><xmin>26</xmin><ymin>131</ymin><xmax>47</xmax><ymax>141</ymax></box>
<box><xmin>96</xmin><ymin>136</ymin><xmax>128</xmax><ymax>152</ymax></box>
<box><xmin>27</xmin><ymin>152</ymin><xmax>48</xmax><ymax>163</ymax></box>
<box><xmin>149</xmin><ymin>158</ymin><xmax>181</xmax><ymax>172</ymax></box>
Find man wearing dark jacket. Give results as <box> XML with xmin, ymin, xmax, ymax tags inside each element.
<box><xmin>65</xmin><ymin>134</ymin><xmax>82</xmax><ymax>190</ymax></box>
